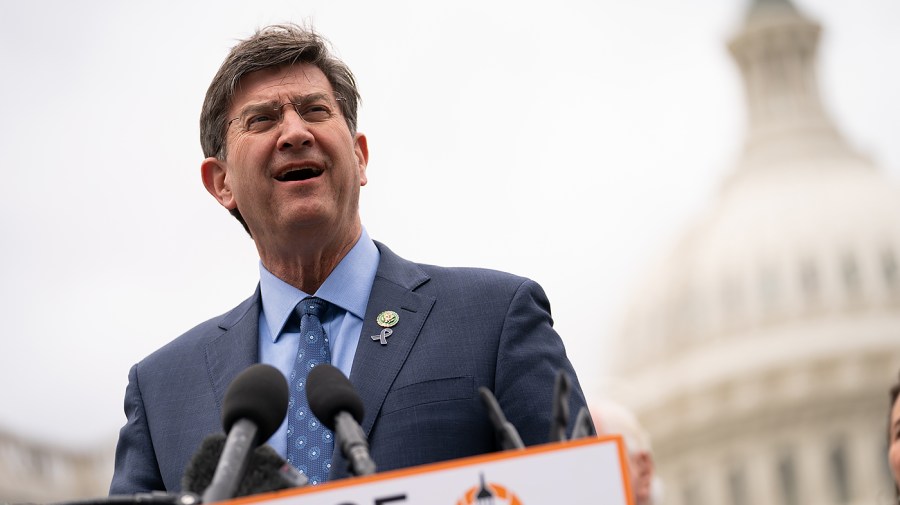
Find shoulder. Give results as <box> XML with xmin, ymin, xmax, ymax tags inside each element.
<box><xmin>376</xmin><ymin>243</ymin><xmax>548</xmax><ymax>315</ymax></box>
<box><xmin>374</xmin><ymin>240</ymin><xmax>538</xmax><ymax>295</ymax></box>
<box><xmin>418</xmin><ymin>263</ymin><xmax>533</xmax><ymax>294</ymax></box>
<box><xmin>137</xmin><ymin>289</ymin><xmax>260</xmax><ymax>371</ymax></box>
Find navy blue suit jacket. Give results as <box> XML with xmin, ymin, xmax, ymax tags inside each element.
<box><xmin>110</xmin><ymin>242</ymin><xmax>587</xmax><ymax>493</ymax></box>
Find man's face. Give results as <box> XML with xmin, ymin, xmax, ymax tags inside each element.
<box><xmin>202</xmin><ymin>63</ymin><xmax>368</xmax><ymax>251</ymax></box>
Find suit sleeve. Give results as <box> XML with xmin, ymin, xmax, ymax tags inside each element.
<box><xmin>493</xmin><ymin>278</ymin><xmax>588</xmax><ymax>445</ymax></box>
<box><xmin>109</xmin><ymin>363</ymin><xmax>166</xmax><ymax>495</ymax></box>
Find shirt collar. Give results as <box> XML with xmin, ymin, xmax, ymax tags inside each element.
<box><xmin>258</xmin><ymin>228</ymin><xmax>380</xmax><ymax>342</ymax></box>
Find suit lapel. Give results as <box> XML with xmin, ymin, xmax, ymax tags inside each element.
<box><xmin>200</xmin><ymin>249</ymin><xmax>433</xmax><ymax>478</ymax></box>
<box><xmin>349</xmin><ymin>243</ymin><xmax>435</xmax><ymax>436</ymax></box>
<box><xmin>205</xmin><ymin>288</ymin><xmax>261</xmax><ymax>417</ymax></box>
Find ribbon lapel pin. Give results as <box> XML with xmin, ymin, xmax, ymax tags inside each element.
<box><xmin>371</xmin><ymin>310</ymin><xmax>399</xmax><ymax>346</ymax></box>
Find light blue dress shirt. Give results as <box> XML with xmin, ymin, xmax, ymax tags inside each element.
<box><xmin>257</xmin><ymin>229</ymin><xmax>380</xmax><ymax>456</ymax></box>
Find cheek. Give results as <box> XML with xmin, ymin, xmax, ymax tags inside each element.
<box><xmin>228</xmin><ymin>136</ymin><xmax>270</xmax><ymax>168</ymax></box>
<box><xmin>891</xmin><ymin>443</ymin><xmax>900</xmax><ymax>477</ymax></box>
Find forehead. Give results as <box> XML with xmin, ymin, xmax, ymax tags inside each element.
<box><xmin>893</xmin><ymin>395</ymin><xmax>900</xmax><ymax>423</ymax></box>
<box><xmin>230</xmin><ymin>63</ymin><xmax>334</xmax><ymax>112</ymax></box>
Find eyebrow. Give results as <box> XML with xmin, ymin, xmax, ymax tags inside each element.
<box><xmin>236</xmin><ymin>93</ymin><xmax>332</xmax><ymax>116</ymax></box>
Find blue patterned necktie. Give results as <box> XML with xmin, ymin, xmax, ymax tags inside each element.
<box><xmin>286</xmin><ymin>297</ymin><xmax>334</xmax><ymax>485</ymax></box>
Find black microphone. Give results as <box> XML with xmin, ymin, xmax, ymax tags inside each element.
<box><xmin>51</xmin><ymin>492</ymin><xmax>198</xmax><ymax>505</ymax></box>
<box><xmin>548</xmin><ymin>371</ymin><xmax>571</xmax><ymax>443</ymax></box>
<box><xmin>181</xmin><ymin>434</ymin><xmax>307</xmax><ymax>497</ymax></box>
<box><xmin>201</xmin><ymin>364</ymin><xmax>289</xmax><ymax>503</ymax></box>
<box><xmin>478</xmin><ymin>387</ymin><xmax>525</xmax><ymax>450</ymax></box>
<box><xmin>306</xmin><ymin>364</ymin><xmax>376</xmax><ymax>477</ymax></box>
<box><xmin>570</xmin><ymin>406</ymin><xmax>597</xmax><ymax>440</ymax></box>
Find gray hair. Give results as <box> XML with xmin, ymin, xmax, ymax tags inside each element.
<box><xmin>199</xmin><ymin>23</ymin><xmax>361</xmax><ymax>159</ymax></box>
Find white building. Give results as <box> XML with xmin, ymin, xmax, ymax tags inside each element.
<box><xmin>0</xmin><ymin>427</ymin><xmax>113</xmax><ymax>503</ymax></box>
<box><xmin>611</xmin><ymin>0</ymin><xmax>900</xmax><ymax>504</ymax></box>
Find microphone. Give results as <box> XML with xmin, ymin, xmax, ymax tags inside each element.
<box><xmin>201</xmin><ymin>364</ymin><xmax>289</xmax><ymax>503</ymax></box>
<box><xmin>478</xmin><ymin>387</ymin><xmax>524</xmax><ymax>450</ymax></box>
<box><xmin>241</xmin><ymin>445</ymin><xmax>307</xmax><ymax>491</ymax></box>
<box><xmin>306</xmin><ymin>364</ymin><xmax>376</xmax><ymax>477</ymax></box>
<box><xmin>51</xmin><ymin>492</ymin><xmax>198</xmax><ymax>505</ymax></box>
<box><xmin>548</xmin><ymin>371</ymin><xmax>571</xmax><ymax>443</ymax></box>
<box><xmin>570</xmin><ymin>406</ymin><xmax>597</xmax><ymax>439</ymax></box>
<box><xmin>181</xmin><ymin>434</ymin><xmax>307</xmax><ymax>497</ymax></box>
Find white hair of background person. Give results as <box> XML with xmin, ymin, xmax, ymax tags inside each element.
<box><xmin>591</xmin><ymin>400</ymin><xmax>664</xmax><ymax>505</ymax></box>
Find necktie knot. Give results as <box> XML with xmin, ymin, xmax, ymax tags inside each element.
<box><xmin>299</xmin><ymin>297</ymin><xmax>327</xmax><ymax>318</ymax></box>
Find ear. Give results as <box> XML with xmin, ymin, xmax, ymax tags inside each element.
<box><xmin>354</xmin><ymin>133</ymin><xmax>369</xmax><ymax>187</ymax></box>
<box><xmin>632</xmin><ymin>451</ymin><xmax>654</xmax><ymax>504</ymax></box>
<box><xmin>200</xmin><ymin>157</ymin><xmax>237</xmax><ymax>210</ymax></box>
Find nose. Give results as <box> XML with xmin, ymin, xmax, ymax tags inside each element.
<box><xmin>277</xmin><ymin>106</ymin><xmax>314</xmax><ymax>151</ymax></box>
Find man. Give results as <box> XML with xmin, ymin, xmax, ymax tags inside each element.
<box><xmin>110</xmin><ymin>24</ymin><xmax>586</xmax><ymax>494</ymax></box>
<box><xmin>591</xmin><ymin>401</ymin><xmax>662</xmax><ymax>505</ymax></box>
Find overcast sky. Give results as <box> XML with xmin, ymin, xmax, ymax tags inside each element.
<box><xmin>1</xmin><ymin>0</ymin><xmax>898</xmax><ymax>450</ymax></box>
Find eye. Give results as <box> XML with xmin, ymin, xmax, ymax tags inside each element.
<box><xmin>300</xmin><ymin>103</ymin><xmax>334</xmax><ymax>122</ymax></box>
<box><xmin>241</xmin><ymin>111</ymin><xmax>279</xmax><ymax>132</ymax></box>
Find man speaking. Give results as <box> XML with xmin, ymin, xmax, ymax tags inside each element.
<box><xmin>110</xmin><ymin>23</ymin><xmax>587</xmax><ymax>493</ymax></box>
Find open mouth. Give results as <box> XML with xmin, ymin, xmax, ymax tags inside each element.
<box><xmin>274</xmin><ymin>166</ymin><xmax>324</xmax><ymax>182</ymax></box>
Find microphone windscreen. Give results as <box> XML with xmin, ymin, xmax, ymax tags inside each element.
<box><xmin>182</xmin><ymin>433</ymin><xmax>226</xmax><ymax>494</ymax></box>
<box><xmin>306</xmin><ymin>364</ymin><xmax>364</xmax><ymax>430</ymax></box>
<box><xmin>238</xmin><ymin>444</ymin><xmax>306</xmax><ymax>494</ymax></box>
<box><xmin>222</xmin><ymin>364</ymin><xmax>289</xmax><ymax>441</ymax></box>
<box><xmin>182</xmin><ymin>434</ymin><xmax>304</xmax><ymax>497</ymax></box>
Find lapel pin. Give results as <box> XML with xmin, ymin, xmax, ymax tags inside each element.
<box><xmin>371</xmin><ymin>328</ymin><xmax>393</xmax><ymax>345</ymax></box>
<box><xmin>372</xmin><ymin>310</ymin><xmax>399</xmax><ymax>345</ymax></box>
<box><xmin>376</xmin><ymin>310</ymin><xmax>399</xmax><ymax>328</ymax></box>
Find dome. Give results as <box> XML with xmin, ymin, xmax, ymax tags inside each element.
<box><xmin>615</xmin><ymin>160</ymin><xmax>900</xmax><ymax>440</ymax></box>
<box><xmin>613</xmin><ymin>0</ymin><xmax>900</xmax><ymax>395</ymax></box>
<box><xmin>617</xmin><ymin>149</ymin><xmax>900</xmax><ymax>383</ymax></box>
<box><xmin>609</xmin><ymin>2</ymin><xmax>900</xmax><ymax>504</ymax></box>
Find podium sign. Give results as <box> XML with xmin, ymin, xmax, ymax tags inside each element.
<box><xmin>229</xmin><ymin>436</ymin><xmax>633</xmax><ymax>505</ymax></box>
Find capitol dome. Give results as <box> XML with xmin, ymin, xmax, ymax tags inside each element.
<box><xmin>611</xmin><ymin>1</ymin><xmax>900</xmax><ymax>504</ymax></box>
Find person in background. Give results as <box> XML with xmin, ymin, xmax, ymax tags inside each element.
<box><xmin>591</xmin><ymin>400</ymin><xmax>662</xmax><ymax>505</ymax></box>
<box><xmin>889</xmin><ymin>372</ymin><xmax>900</xmax><ymax>500</ymax></box>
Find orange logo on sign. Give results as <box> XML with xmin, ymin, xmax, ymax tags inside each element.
<box><xmin>456</xmin><ymin>473</ymin><xmax>523</xmax><ymax>505</ymax></box>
